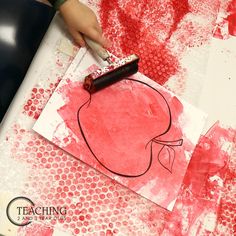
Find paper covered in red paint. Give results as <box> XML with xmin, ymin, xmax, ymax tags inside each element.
<box><xmin>33</xmin><ymin>48</ymin><xmax>207</xmax><ymax>211</ymax></box>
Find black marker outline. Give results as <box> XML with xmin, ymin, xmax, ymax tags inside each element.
<box><xmin>77</xmin><ymin>78</ymin><xmax>183</xmax><ymax>177</ymax></box>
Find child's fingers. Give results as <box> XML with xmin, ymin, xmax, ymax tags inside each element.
<box><xmin>95</xmin><ymin>22</ymin><xmax>103</xmax><ymax>34</ymax></box>
<box><xmin>94</xmin><ymin>24</ymin><xmax>112</xmax><ymax>48</ymax></box>
<box><xmin>84</xmin><ymin>27</ymin><xmax>109</xmax><ymax>47</ymax></box>
<box><xmin>70</xmin><ymin>30</ymin><xmax>86</xmax><ymax>47</ymax></box>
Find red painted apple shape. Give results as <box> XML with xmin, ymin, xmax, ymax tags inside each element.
<box><xmin>77</xmin><ymin>78</ymin><xmax>181</xmax><ymax>177</ymax></box>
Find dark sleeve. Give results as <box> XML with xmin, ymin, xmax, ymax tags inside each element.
<box><xmin>47</xmin><ymin>0</ymin><xmax>57</xmax><ymax>6</ymax></box>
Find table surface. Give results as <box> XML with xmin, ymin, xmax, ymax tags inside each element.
<box><xmin>0</xmin><ymin>1</ymin><xmax>236</xmax><ymax>235</ymax></box>
<box><xmin>0</xmin><ymin>0</ymin><xmax>55</xmax><ymax>121</ymax></box>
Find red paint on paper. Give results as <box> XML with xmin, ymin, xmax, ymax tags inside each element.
<box><xmin>214</xmin><ymin>0</ymin><xmax>236</xmax><ymax>39</ymax></box>
<box><xmin>99</xmin><ymin>0</ymin><xmax>182</xmax><ymax>85</ymax></box>
<box><xmin>78</xmin><ymin>80</ymin><xmax>183</xmax><ymax>177</ymax></box>
<box><xmin>227</xmin><ymin>0</ymin><xmax>236</xmax><ymax>36</ymax></box>
<box><xmin>11</xmin><ymin>124</ymin><xmax>167</xmax><ymax>234</ymax></box>
<box><xmin>98</xmin><ymin>0</ymin><xmax>219</xmax><ymax>87</ymax></box>
<box><xmin>11</xmin><ymin>120</ymin><xmax>235</xmax><ymax>235</ymax></box>
<box><xmin>182</xmin><ymin>124</ymin><xmax>232</xmax><ymax>196</ymax></box>
<box><xmin>17</xmin><ymin>224</ymin><xmax>53</xmax><ymax>236</ymax></box>
<box><xmin>45</xmin><ymin>70</ymin><xmax>200</xmax><ymax>210</ymax></box>
<box><xmin>169</xmin><ymin>0</ymin><xmax>190</xmax><ymax>37</ymax></box>
<box><xmin>23</xmin><ymin>79</ymin><xmax>61</xmax><ymax>120</ymax></box>
<box><xmin>163</xmin><ymin>122</ymin><xmax>236</xmax><ymax>235</ymax></box>
<box><xmin>8</xmin><ymin>0</ymin><xmax>228</xmax><ymax>234</ymax></box>
<box><xmin>227</xmin><ymin>14</ymin><xmax>236</xmax><ymax>36</ymax></box>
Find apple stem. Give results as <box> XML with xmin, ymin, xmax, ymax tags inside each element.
<box><xmin>152</xmin><ymin>138</ymin><xmax>183</xmax><ymax>146</ymax></box>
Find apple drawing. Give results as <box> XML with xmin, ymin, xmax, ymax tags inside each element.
<box><xmin>77</xmin><ymin>78</ymin><xmax>183</xmax><ymax>177</ymax></box>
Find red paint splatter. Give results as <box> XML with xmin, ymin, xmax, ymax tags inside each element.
<box><xmin>169</xmin><ymin>0</ymin><xmax>190</xmax><ymax>38</ymax></box>
<box><xmin>214</xmin><ymin>0</ymin><xmax>236</xmax><ymax>39</ymax></box>
<box><xmin>10</xmin><ymin>124</ymin><xmax>167</xmax><ymax>235</ymax></box>
<box><xmin>99</xmin><ymin>0</ymin><xmax>183</xmax><ymax>85</ymax></box>
<box><xmin>98</xmin><ymin>0</ymin><xmax>219</xmax><ymax>85</ymax></box>
<box><xmin>163</xmin><ymin>122</ymin><xmax>236</xmax><ymax>235</ymax></box>
<box><xmin>23</xmin><ymin>79</ymin><xmax>60</xmax><ymax>119</ymax></box>
<box><xmin>17</xmin><ymin>224</ymin><xmax>53</xmax><ymax>236</ymax></box>
<box><xmin>213</xmin><ymin>19</ymin><xmax>229</xmax><ymax>40</ymax></box>
<box><xmin>21</xmin><ymin>51</ymin><xmax>74</xmax><ymax>118</ymax></box>
<box><xmin>227</xmin><ymin>0</ymin><xmax>236</xmax><ymax>36</ymax></box>
<box><xmin>10</xmin><ymin>119</ymin><xmax>236</xmax><ymax>235</ymax></box>
<box><xmin>227</xmin><ymin>14</ymin><xmax>236</xmax><ymax>35</ymax></box>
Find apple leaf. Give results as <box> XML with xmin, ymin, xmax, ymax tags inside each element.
<box><xmin>157</xmin><ymin>145</ymin><xmax>175</xmax><ymax>173</ymax></box>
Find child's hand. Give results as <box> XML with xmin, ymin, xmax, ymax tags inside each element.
<box><xmin>59</xmin><ymin>0</ymin><xmax>108</xmax><ymax>47</ymax></box>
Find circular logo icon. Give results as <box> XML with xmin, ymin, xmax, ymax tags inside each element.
<box><xmin>6</xmin><ymin>196</ymin><xmax>34</xmax><ymax>226</ymax></box>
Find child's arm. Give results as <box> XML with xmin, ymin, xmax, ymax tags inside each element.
<box><xmin>48</xmin><ymin>0</ymin><xmax>108</xmax><ymax>47</ymax></box>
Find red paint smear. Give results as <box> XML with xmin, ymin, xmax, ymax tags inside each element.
<box><xmin>183</xmin><ymin>123</ymin><xmax>234</xmax><ymax>196</ymax></box>
<box><xmin>17</xmin><ymin>224</ymin><xmax>53</xmax><ymax>236</ymax></box>
<box><xmin>227</xmin><ymin>0</ymin><xmax>236</xmax><ymax>36</ymax></box>
<box><xmin>214</xmin><ymin>0</ymin><xmax>236</xmax><ymax>39</ymax></box>
<box><xmin>99</xmin><ymin>0</ymin><xmax>185</xmax><ymax>85</ymax></box>
<box><xmin>163</xmin><ymin>122</ymin><xmax>236</xmax><ymax>235</ymax></box>
<box><xmin>169</xmin><ymin>0</ymin><xmax>190</xmax><ymax>38</ymax></box>
<box><xmin>98</xmin><ymin>0</ymin><xmax>220</xmax><ymax>89</ymax></box>
<box><xmin>213</xmin><ymin>19</ymin><xmax>229</xmax><ymax>40</ymax></box>
<box><xmin>227</xmin><ymin>14</ymin><xmax>236</xmax><ymax>36</ymax></box>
